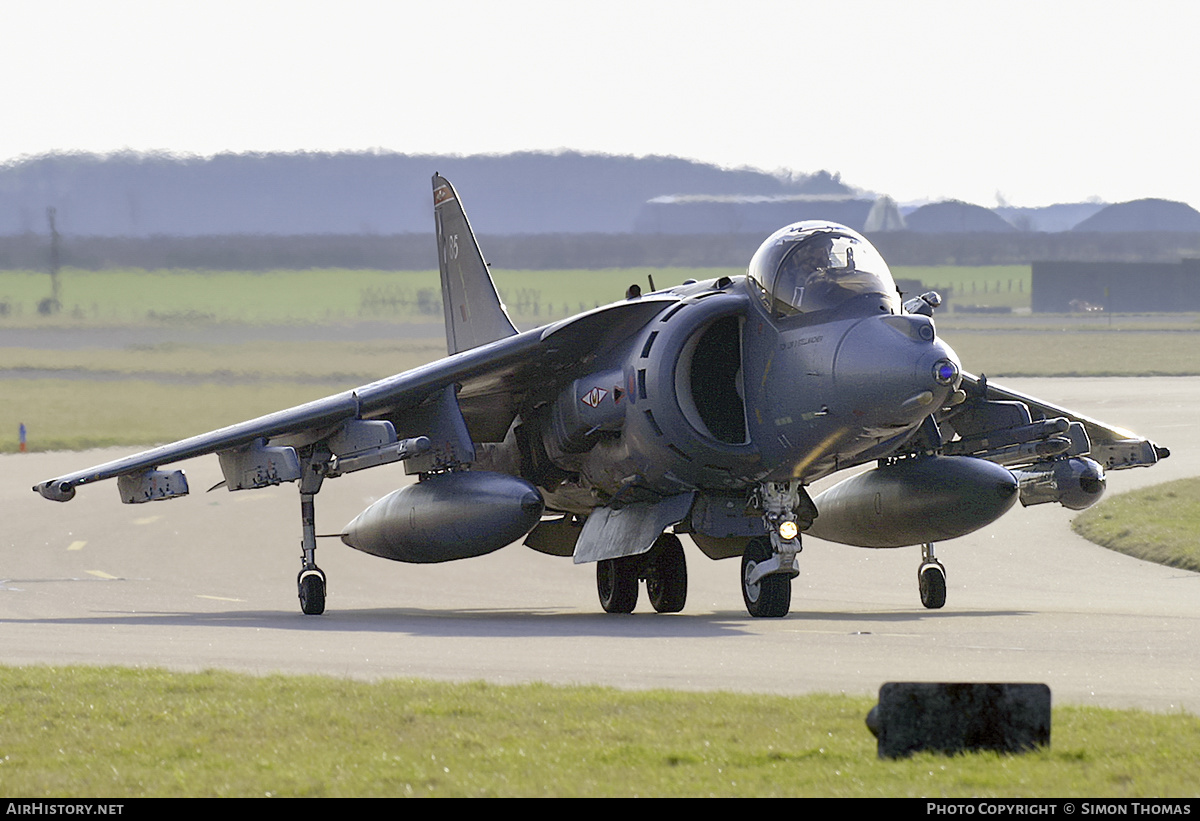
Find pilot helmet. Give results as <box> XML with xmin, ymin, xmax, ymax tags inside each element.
<box><xmin>747</xmin><ymin>222</ymin><xmax>899</xmax><ymax>317</ymax></box>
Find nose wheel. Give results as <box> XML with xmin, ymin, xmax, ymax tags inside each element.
<box><xmin>741</xmin><ymin>536</ymin><xmax>792</xmax><ymax>618</ymax></box>
<box><xmin>918</xmin><ymin>542</ymin><xmax>946</xmax><ymax>609</ymax></box>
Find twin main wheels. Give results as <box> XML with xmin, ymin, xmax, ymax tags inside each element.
<box><xmin>597</xmin><ymin>533</ymin><xmax>687</xmax><ymax>614</ymax></box>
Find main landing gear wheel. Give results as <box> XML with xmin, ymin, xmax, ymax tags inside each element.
<box><xmin>918</xmin><ymin>543</ymin><xmax>946</xmax><ymax>609</ymax></box>
<box><xmin>597</xmin><ymin>555</ymin><xmax>639</xmax><ymax>614</ymax></box>
<box><xmin>298</xmin><ymin>568</ymin><xmax>327</xmax><ymax>616</ymax></box>
<box><xmin>646</xmin><ymin>534</ymin><xmax>687</xmax><ymax>614</ymax></box>
<box><xmin>741</xmin><ymin>536</ymin><xmax>791</xmax><ymax>618</ymax></box>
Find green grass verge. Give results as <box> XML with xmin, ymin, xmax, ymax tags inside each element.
<box><xmin>939</xmin><ymin>329</ymin><xmax>1200</xmax><ymax>376</ymax></box>
<box><xmin>0</xmin><ymin>342</ymin><xmax>447</xmax><ymax>452</ymax></box>
<box><xmin>894</xmin><ymin>265</ymin><xmax>1032</xmax><ymax>310</ymax></box>
<box><xmin>1</xmin><ymin>379</ymin><xmax>347</xmax><ymax>452</ymax></box>
<box><xmin>1072</xmin><ymin>478</ymin><xmax>1200</xmax><ymax>573</ymax></box>
<box><xmin>0</xmin><ymin>268</ymin><xmax>721</xmax><ymax>326</ymax></box>
<box><xmin>1</xmin><ymin>266</ymin><xmax>1030</xmax><ymax>325</ymax></box>
<box><xmin>1</xmin><ymin>666</ymin><xmax>1196</xmax><ymax>797</ymax></box>
<box><xmin>1</xmin><ymin>339</ymin><xmax>444</xmax><ymax>383</ymax></box>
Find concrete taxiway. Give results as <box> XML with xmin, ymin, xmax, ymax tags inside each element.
<box><xmin>2</xmin><ymin>377</ymin><xmax>1197</xmax><ymax>711</ymax></box>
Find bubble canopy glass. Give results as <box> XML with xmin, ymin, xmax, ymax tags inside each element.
<box><xmin>747</xmin><ymin>222</ymin><xmax>900</xmax><ymax>317</ymax></box>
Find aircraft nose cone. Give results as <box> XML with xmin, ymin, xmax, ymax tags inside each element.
<box><xmin>833</xmin><ymin>315</ymin><xmax>960</xmax><ymax>425</ymax></box>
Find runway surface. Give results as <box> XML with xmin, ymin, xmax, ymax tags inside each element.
<box><xmin>3</xmin><ymin>377</ymin><xmax>1197</xmax><ymax>711</ymax></box>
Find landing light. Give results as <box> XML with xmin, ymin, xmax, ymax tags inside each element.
<box><xmin>778</xmin><ymin>520</ymin><xmax>799</xmax><ymax>541</ymax></box>
<box><xmin>933</xmin><ymin>360</ymin><xmax>959</xmax><ymax>385</ymax></box>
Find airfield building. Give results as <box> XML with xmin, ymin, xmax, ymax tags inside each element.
<box><xmin>903</xmin><ymin>201</ymin><xmax>1018</xmax><ymax>233</ymax></box>
<box><xmin>1032</xmin><ymin>259</ymin><xmax>1200</xmax><ymax>312</ymax></box>
<box><xmin>633</xmin><ymin>193</ymin><xmax>905</xmax><ymax>234</ymax></box>
<box><xmin>1071</xmin><ymin>198</ymin><xmax>1200</xmax><ymax>232</ymax></box>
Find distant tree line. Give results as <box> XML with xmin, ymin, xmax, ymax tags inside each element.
<box><xmin>0</xmin><ymin>151</ymin><xmax>847</xmax><ymax>237</ymax></box>
<box><xmin>2</xmin><ymin>231</ymin><xmax>1199</xmax><ymax>272</ymax></box>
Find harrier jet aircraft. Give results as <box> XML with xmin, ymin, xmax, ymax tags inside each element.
<box><xmin>34</xmin><ymin>175</ymin><xmax>1169</xmax><ymax>617</ymax></box>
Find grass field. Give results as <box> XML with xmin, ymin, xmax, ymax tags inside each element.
<box><xmin>939</xmin><ymin>328</ymin><xmax>1200</xmax><ymax>377</ymax></box>
<box><xmin>2</xmin><ymin>338</ymin><xmax>442</xmax><ymax>383</ymax></box>
<box><xmin>1072</xmin><ymin>477</ymin><xmax>1200</xmax><ymax>573</ymax></box>
<box><xmin>2</xmin><ymin>666</ymin><xmax>1196</xmax><ymax>798</ymax></box>
<box><xmin>1</xmin><ymin>265</ymin><xmax>1036</xmax><ymax>325</ymax></box>
<box><xmin>2</xmin><ymin>378</ymin><xmax>350</xmax><ymax>452</ymax></box>
<box><xmin>0</xmin><ymin>340</ymin><xmax>442</xmax><ymax>451</ymax></box>
<box><xmin>0</xmin><ymin>267</ymin><xmax>731</xmax><ymax>325</ymax></box>
<box><xmin>894</xmin><ymin>264</ymin><xmax>1032</xmax><ymax>310</ymax></box>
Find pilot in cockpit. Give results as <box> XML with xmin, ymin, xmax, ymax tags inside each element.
<box><xmin>747</xmin><ymin>222</ymin><xmax>900</xmax><ymax>318</ymax></box>
<box><xmin>777</xmin><ymin>233</ymin><xmax>860</xmax><ymax>313</ymax></box>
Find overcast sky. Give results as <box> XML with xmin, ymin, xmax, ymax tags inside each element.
<box><xmin>3</xmin><ymin>0</ymin><xmax>1196</xmax><ymax>208</ymax></box>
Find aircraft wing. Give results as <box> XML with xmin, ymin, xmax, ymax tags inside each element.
<box><xmin>945</xmin><ymin>372</ymin><xmax>1169</xmax><ymax>471</ymax></box>
<box><xmin>33</xmin><ymin>296</ymin><xmax>675</xmax><ymax>503</ymax></box>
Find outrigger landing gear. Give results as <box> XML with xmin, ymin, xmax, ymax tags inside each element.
<box><xmin>918</xmin><ymin>542</ymin><xmax>946</xmax><ymax>610</ymax></box>
<box><xmin>297</xmin><ymin>488</ymin><xmax>326</xmax><ymax>615</ymax></box>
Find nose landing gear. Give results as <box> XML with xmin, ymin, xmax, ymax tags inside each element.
<box><xmin>738</xmin><ymin>481</ymin><xmax>814</xmax><ymax>618</ymax></box>
<box><xmin>741</xmin><ymin>536</ymin><xmax>792</xmax><ymax>618</ymax></box>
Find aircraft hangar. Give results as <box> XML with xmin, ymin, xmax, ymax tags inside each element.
<box><xmin>1032</xmin><ymin>258</ymin><xmax>1200</xmax><ymax>313</ymax></box>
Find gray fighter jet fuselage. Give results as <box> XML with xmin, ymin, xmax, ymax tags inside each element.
<box><xmin>34</xmin><ymin>175</ymin><xmax>1169</xmax><ymax>618</ymax></box>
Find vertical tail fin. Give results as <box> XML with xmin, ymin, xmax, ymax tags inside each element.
<box><xmin>432</xmin><ymin>174</ymin><xmax>518</xmax><ymax>355</ymax></box>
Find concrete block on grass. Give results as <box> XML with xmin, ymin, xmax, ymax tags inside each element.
<box><xmin>867</xmin><ymin>682</ymin><xmax>1050</xmax><ymax>759</ymax></box>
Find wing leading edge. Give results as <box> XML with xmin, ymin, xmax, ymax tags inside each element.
<box><xmin>950</xmin><ymin>372</ymin><xmax>1169</xmax><ymax>470</ymax></box>
<box><xmin>33</xmin><ymin>295</ymin><xmax>675</xmax><ymax>503</ymax></box>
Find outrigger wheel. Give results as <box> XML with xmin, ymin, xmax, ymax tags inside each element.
<box><xmin>918</xmin><ymin>542</ymin><xmax>946</xmax><ymax>610</ymax></box>
<box><xmin>298</xmin><ymin>567</ymin><xmax>327</xmax><ymax>616</ymax></box>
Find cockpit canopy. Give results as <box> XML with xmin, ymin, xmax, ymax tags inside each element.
<box><xmin>747</xmin><ymin>222</ymin><xmax>900</xmax><ymax>317</ymax></box>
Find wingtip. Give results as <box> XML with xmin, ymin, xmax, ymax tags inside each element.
<box><xmin>34</xmin><ymin>479</ymin><xmax>76</xmax><ymax>502</ymax></box>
